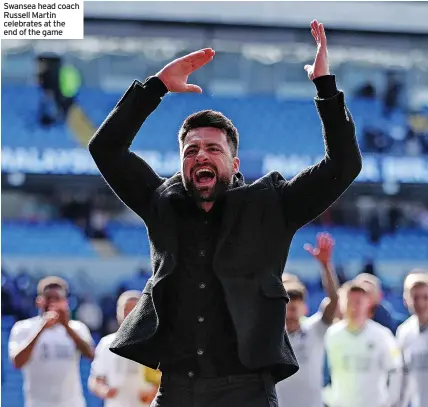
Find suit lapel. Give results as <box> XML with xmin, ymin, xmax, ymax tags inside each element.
<box><xmin>155</xmin><ymin>173</ymin><xmax>185</xmax><ymax>259</ymax></box>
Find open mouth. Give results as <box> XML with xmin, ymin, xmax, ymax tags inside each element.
<box><xmin>193</xmin><ymin>167</ymin><xmax>216</xmax><ymax>186</ymax></box>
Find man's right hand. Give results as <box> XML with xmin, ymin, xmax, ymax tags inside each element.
<box><xmin>156</xmin><ymin>48</ymin><xmax>215</xmax><ymax>94</ymax></box>
<box><xmin>42</xmin><ymin>311</ymin><xmax>59</xmax><ymax>329</ymax></box>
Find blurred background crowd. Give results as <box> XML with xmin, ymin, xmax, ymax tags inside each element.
<box><xmin>1</xmin><ymin>2</ymin><xmax>428</xmax><ymax>406</ymax></box>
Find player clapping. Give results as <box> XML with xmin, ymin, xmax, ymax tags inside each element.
<box><xmin>8</xmin><ymin>277</ymin><xmax>94</xmax><ymax>407</ymax></box>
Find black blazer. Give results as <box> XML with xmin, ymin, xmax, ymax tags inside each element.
<box><xmin>88</xmin><ymin>77</ymin><xmax>362</xmax><ymax>383</ymax></box>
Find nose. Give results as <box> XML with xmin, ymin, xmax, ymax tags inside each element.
<box><xmin>195</xmin><ymin>149</ymin><xmax>209</xmax><ymax>163</ymax></box>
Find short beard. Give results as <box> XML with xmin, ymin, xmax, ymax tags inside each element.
<box><xmin>184</xmin><ymin>174</ymin><xmax>232</xmax><ymax>203</ymax></box>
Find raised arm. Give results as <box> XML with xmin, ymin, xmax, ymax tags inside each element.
<box><xmin>276</xmin><ymin>21</ymin><xmax>362</xmax><ymax>229</ymax></box>
<box><xmin>304</xmin><ymin>232</ymin><xmax>339</xmax><ymax>324</ymax></box>
<box><xmin>88</xmin><ymin>48</ymin><xmax>215</xmax><ymax>221</ymax></box>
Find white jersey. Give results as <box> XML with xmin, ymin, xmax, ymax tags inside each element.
<box><xmin>90</xmin><ymin>333</ymin><xmax>152</xmax><ymax>407</ymax></box>
<box><xmin>8</xmin><ymin>316</ymin><xmax>93</xmax><ymax>407</ymax></box>
<box><xmin>396</xmin><ymin>316</ymin><xmax>428</xmax><ymax>407</ymax></box>
<box><xmin>324</xmin><ymin>319</ymin><xmax>402</xmax><ymax>407</ymax></box>
<box><xmin>276</xmin><ymin>313</ymin><xmax>329</xmax><ymax>407</ymax></box>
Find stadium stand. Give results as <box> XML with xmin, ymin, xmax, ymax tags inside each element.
<box><xmin>2</xmin><ymin>83</ymin><xmax>411</xmax><ymax>156</ymax></box>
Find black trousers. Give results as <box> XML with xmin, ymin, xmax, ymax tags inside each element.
<box><xmin>150</xmin><ymin>371</ymin><xmax>279</xmax><ymax>407</ymax></box>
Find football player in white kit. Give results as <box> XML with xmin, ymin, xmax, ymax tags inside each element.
<box><xmin>396</xmin><ymin>271</ymin><xmax>428</xmax><ymax>407</ymax></box>
<box><xmin>324</xmin><ymin>280</ymin><xmax>402</xmax><ymax>407</ymax></box>
<box><xmin>88</xmin><ymin>290</ymin><xmax>159</xmax><ymax>407</ymax></box>
<box><xmin>8</xmin><ymin>276</ymin><xmax>95</xmax><ymax>407</ymax></box>
<box><xmin>276</xmin><ymin>232</ymin><xmax>339</xmax><ymax>407</ymax></box>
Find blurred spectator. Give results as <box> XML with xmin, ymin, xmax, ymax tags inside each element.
<box><xmin>363</xmin><ymin>125</ymin><xmax>393</xmax><ymax>153</ymax></box>
<box><xmin>117</xmin><ymin>266</ymin><xmax>151</xmax><ymax>294</ymax></box>
<box><xmin>355</xmin><ymin>82</ymin><xmax>376</xmax><ymax>99</ymax></box>
<box><xmin>368</xmin><ymin>212</ymin><xmax>382</xmax><ymax>244</ymax></box>
<box><xmin>77</xmin><ymin>299</ymin><xmax>104</xmax><ymax>334</ymax></box>
<box><xmin>387</xmin><ymin>206</ymin><xmax>402</xmax><ymax>234</ymax></box>
<box><xmin>362</xmin><ymin>259</ymin><xmax>376</xmax><ymax>276</ymax></box>
<box><xmin>383</xmin><ymin>70</ymin><xmax>402</xmax><ymax>117</ymax></box>
<box><xmin>87</xmin><ymin>209</ymin><xmax>108</xmax><ymax>239</ymax></box>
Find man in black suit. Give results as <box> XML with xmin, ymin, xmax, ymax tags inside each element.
<box><xmin>89</xmin><ymin>21</ymin><xmax>362</xmax><ymax>407</ymax></box>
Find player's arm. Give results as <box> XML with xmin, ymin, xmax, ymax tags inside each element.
<box><xmin>305</xmin><ymin>232</ymin><xmax>339</xmax><ymax>324</ymax></box>
<box><xmin>88</xmin><ymin>376</ymin><xmax>118</xmax><ymax>400</ymax></box>
<box><xmin>88</xmin><ymin>339</ymin><xmax>118</xmax><ymax>400</ymax></box>
<box><xmin>9</xmin><ymin>312</ymin><xmax>58</xmax><ymax>369</ymax></box>
<box><xmin>276</xmin><ymin>21</ymin><xmax>362</xmax><ymax>229</ymax></box>
<box><xmin>64</xmin><ymin>323</ymin><xmax>94</xmax><ymax>360</ymax></box>
<box><xmin>88</xmin><ymin>48</ymin><xmax>214</xmax><ymax>222</ymax></box>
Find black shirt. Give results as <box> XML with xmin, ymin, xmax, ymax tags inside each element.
<box><xmin>160</xmin><ymin>193</ymin><xmax>252</xmax><ymax>377</ymax></box>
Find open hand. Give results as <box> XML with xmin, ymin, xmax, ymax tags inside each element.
<box><xmin>156</xmin><ymin>48</ymin><xmax>215</xmax><ymax>93</ymax></box>
<box><xmin>304</xmin><ymin>232</ymin><xmax>334</xmax><ymax>266</ymax></box>
<box><xmin>304</xmin><ymin>20</ymin><xmax>330</xmax><ymax>80</ymax></box>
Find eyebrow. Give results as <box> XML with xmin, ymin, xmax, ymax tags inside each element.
<box><xmin>185</xmin><ymin>142</ymin><xmax>223</xmax><ymax>149</ymax></box>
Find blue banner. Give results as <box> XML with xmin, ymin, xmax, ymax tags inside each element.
<box><xmin>2</xmin><ymin>147</ymin><xmax>428</xmax><ymax>184</ymax></box>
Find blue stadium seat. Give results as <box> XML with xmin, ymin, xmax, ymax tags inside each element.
<box><xmin>1</xmin><ymin>220</ymin><xmax>96</xmax><ymax>257</ymax></box>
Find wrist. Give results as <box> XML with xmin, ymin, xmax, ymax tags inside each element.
<box><xmin>321</xmin><ymin>261</ymin><xmax>332</xmax><ymax>270</ymax></box>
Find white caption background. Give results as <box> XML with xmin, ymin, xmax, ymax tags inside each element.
<box><xmin>2</xmin><ymin>0</ymin><xmax>84</xmax><ymax>39</ymax></box>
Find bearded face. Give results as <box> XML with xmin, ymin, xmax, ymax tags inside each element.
<box><xmin>181</xmin><ymin>127</ymin><xmax>239</xmax><ymax>203</ymax></box>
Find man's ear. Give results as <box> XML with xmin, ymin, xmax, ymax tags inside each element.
<box><xmin>35</xmin><ymin>295</ymin><xmax>45</xmax><ymax>310</ymax></box>
<box><xmin>233</xmin><ymin>157</ymin><xmax>240</xmax><ymax>174</ymax></box>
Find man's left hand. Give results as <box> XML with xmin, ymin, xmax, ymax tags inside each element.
<box><xmin>304</xmin><ymin>20</ymin><xmax>330</xmax><ymax>80</ymax></box>
<box><xmin>54</xmin><ymin>301</ymin><xmax>71</xmax><ymax>326</ymax></box>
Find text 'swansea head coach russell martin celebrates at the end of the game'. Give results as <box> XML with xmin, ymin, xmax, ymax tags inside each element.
<box><xmin>89</xmin><ymin>21</ymin><xmax>362</xmax><ymax>407</ymax></box>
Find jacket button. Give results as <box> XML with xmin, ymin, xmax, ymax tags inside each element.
<box><xmin>188</xmin><ymin>371</ymin><xmax>194</xmax><ymax>378</ymax></box>
<box><xmin>198</xmin><ymin>316</ymin><xmax>204</xmax><ymax>323</ymax></box>
<box><xmin>199</xmin><ymin>282</ymin><xmax>206</xmax><ymax>289</ymax></box>
<box><xmin>197</xmin><ymin>349</ymin><xmax>204</xmax><ymax>356</ymax></box>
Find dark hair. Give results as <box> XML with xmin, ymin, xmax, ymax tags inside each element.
<box><xmin>178</xmin><ymin>110</ymin><xmax>239</xmax><ymax>157</ymax></box>
<box><xmin>37</xmin><ymin>276</ymin><xmax>69</xmax><ymax>296</ymax></box>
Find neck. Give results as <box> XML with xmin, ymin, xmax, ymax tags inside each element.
<box><xmin>347</xmin><ymin>317</ymin><xmax>367</xmax><ymax>331</ymax></box>
<box><xmin>200</xmin><ymin>202</ymin><xmax>214</xmax><ymax>212</ymax></box>
<box><xmin>417</xmin><ymin>314</ymin><xmax>428</xmax><ymax>327</ymax></box>
<box><xmin>286</xmin><ymin>321</ymin><xmax>301</xmax><ymax>333</ymax></box>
